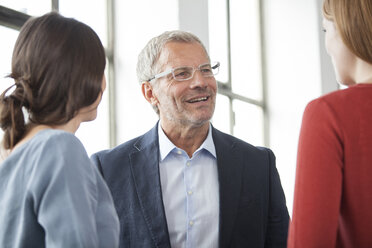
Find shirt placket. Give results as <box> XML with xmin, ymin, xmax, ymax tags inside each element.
<box><xmin>185</xmin><ymin>156</ymin><xmax>194</xmax><ymax>248</ymax></box>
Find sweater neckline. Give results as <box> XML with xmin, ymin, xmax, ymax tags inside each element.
<box><xmin>350</xmin><ymin>83</ymin><xmax>372</xmax><ymax>88</ymax></box>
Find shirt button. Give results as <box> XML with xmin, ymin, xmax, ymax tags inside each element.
<box><xmin>186</xmin><ymin>162</ymin><xmax>190</xmax><ymax>166</ymax></box>
<box><xmin>177</xmin><ymin>150</ymin><xmax>182</xmax><ymax>155</ymax></box>
<box><xmin>189</xmin><ymin>221</ymin><xmax>194</xmax><ymax>226</ymax></box>
<box><xmin>188</xmin><ymin>191</ymin><xmax>193</xmax><ymax>195</ymax></box>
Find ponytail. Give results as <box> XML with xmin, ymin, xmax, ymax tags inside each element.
<box><xmin>0</xmin><ymin>80</ymin><xmax>32</xmax><ymax>149</ymax></box>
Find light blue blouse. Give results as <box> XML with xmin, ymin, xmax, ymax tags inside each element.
<box><xmin>0</xmin><ymin>129</ymin><xmax>119</xmax><ymax>248</ymax></box>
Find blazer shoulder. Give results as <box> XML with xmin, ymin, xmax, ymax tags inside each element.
<box><xmin>92</xmin><ymin>135</ymin><xmax>142</xmax><ymax>162</ymax></box>
<box><xmin>213</xmin><ymin>126</ymin><xmax>272</xmax><ymax>156</ymax></box>
<box><xmin>91</xmin><ymin>124</ymin><xmax>159</xmax><ymax>165</ymax></box>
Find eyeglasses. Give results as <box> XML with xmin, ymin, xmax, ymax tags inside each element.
<box><xmin>148</xmin><ymin>61</ymin><xmax>220</xmax><ymax>82</ymax></box>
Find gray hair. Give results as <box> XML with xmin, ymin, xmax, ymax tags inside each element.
<box><xmin>136</xmin><ymin>30</ymin><xmax>210</xmax><ymax>84</ymax></box>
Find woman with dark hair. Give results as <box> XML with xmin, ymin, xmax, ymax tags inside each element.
<box><xmin>0</xmin><ymin>12</ymin><xmax>119</xmax><ymax>247</ymax></box>
<box><xmin>288</xmin><ymin>0</ymin><xmax>372</xmax><ymax>247</ymax></box>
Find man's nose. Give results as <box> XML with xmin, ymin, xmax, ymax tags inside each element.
<box><xmin>190</xmin><ymin>69</ymin><xmax>208</xmax><ymax>88</ymax></box>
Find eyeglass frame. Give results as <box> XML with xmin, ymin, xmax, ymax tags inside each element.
<box><xmin>148</xmin><ymin>61</ymin><xmax>220</xmax><ymax>82</ymax></box>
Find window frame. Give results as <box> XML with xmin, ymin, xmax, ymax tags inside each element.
<box><xmin>215</xmin><ymin>0</ymin><xmax>269</xmax><ymax>146</ymax></box>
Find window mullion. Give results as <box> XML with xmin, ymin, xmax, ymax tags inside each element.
<box><xmin>0</xmin><ymin>5</ymin><xmax>30</xmax><ymax>30</ymax></box>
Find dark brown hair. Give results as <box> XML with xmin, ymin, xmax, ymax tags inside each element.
<box><xmin>323</xmin><ymin>0</ymin><xmax>372</xmax><ymax>64</ymax></box>
<box><xmin>0</xmin><ymin>12</ymin><xmax>106</xmax><ymax>149</ymax></box>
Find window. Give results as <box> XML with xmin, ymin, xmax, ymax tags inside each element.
<box><xmin>0</xmin><ymin>0</ymin><xmax>51</xmax><ymax>16</ymax></box>
<box><xmin>209</xmin><ymin>0</ymin><xmax>266</xmax><ymax>146</ymax></box>
<box><xmin>0</xmin><ymin>25</ymin><xmax>18</xmax><ymax>94</ymax></box>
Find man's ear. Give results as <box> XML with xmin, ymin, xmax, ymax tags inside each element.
<box><xmin>141</xmin><ymin>81</ymin><xmax>159</xmax><ymax>106</ymax></box>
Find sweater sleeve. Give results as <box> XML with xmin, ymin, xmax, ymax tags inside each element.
<box><xmin>288</xmin><ymin>98</ymin><xmax>343</xmax><ymax>248</ymax></box>
<box><xmin>30</xmin><ymin>133</ymin><xmax>100</xmax><ymax>248</ymax></box>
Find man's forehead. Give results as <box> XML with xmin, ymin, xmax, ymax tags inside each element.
<box><xmin>157</xmin><ymin>41</ymin><xmax>209</xmax><ymax>68</ymax></box>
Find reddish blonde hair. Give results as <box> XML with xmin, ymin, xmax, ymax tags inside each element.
<box><xmin>323</xmin><ymin>0</ymin><xmax>372</xmax><ymax>64</ymax></box>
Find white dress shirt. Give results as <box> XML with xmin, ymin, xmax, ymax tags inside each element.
<box><xmin>158</xmin><ymin>124</ymin><xmax>220</xmax><ymax>248</ymax></box>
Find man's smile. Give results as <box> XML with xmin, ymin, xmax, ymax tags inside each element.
<box><xmin>187</xmin><ymin>96</ymin><xmax>209</xmax><ymax>103</ymax></box>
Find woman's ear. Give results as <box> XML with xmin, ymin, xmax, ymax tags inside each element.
<box><xmin>141</xmin><ymin>81</ymin><xmax>159</xmax><ymax>106</ymax></box>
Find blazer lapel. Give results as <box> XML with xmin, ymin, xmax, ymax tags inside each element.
<box><xmin>212</xmin><ymin>127</ymin><xmax>244</xmax><ymax>247</ymax></box>
<box><xmin>129</xmin><ymin>124</ymin><xmax>171</xmax><ymax>248</ymax></box>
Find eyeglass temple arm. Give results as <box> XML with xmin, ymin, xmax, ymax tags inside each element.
<box><xmin>212</xmin><ymin>62</ymin><xmax>220</xmax><ymax>69</ymax></box>
<box><xmin>148</xmin><ymin>69</ymin><xmax>172</xmax><ymax>82</ymax></box>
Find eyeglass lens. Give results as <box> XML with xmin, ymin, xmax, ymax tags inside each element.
<box><xmin>172</xmin><ymin>62</ymin><xmax>219</xmax><ymax>81</ymax></box>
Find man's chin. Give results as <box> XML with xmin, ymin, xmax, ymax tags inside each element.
<box><xmin>186</xmin><ymin>115</ymin><xmax>213</xmax><ymax>127</ymax></box>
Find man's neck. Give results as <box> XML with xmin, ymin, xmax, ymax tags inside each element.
<box><xmin>160</xmin><ymin>121</ymin><xmax>210</xmax><ymax>158</ymax></box>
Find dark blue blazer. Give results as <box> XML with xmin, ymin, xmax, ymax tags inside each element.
<box><xmin>91</xmin><ymin>124</ymin><xmax>289</xmax><ymax>248</ymax></box>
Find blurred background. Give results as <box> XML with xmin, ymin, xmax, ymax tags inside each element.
<box><xmin>0</xmin><ymin>0</ymin><xmax>338</xmax><ymax>216</ymax></box>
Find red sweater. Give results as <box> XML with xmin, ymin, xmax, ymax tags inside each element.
<box><xmin>288</xmin><ymin>83</ymin><xmax>372</xmax><ymax>248</ymax></box>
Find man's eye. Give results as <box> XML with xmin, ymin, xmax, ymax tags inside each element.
<box><xmin>176</xmin><ymin>72</ymin><xmax>187</xmax><ymax>76</ymax></box>
<box><xmin>201</xmin><ymin>68</ymin><xmax>212</xmax><ymax>73</ymax></box>
<box><xmin>175</xmin><ymin>70</ymin><xmax>191</xmax><ymax>78</ymax></box>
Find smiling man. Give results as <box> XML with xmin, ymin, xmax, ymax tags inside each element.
<box><xmin>91</xmin><ymin>30</ymin><xmax>289</xmax><ymax>248</ymax></box>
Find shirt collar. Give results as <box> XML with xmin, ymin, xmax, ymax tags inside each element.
<box><xmin>158</xmin><ymin>122</ymin><xmax>216</xmax><ymax>161</ymax></box>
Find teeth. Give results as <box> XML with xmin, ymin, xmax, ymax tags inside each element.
<box><xmin>189</xmin><ymin>97</ymin><xmax>208</xmax><ymax>103</ymax></box>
